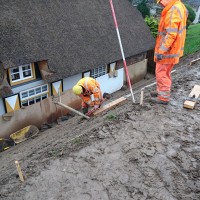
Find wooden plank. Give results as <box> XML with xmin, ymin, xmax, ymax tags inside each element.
<box><xmin>188</xmin><ymin>85</ymin><xmax>200</xmax><ymax>97</ymax></box>
<box><xmin>15</xmin><ymin>161</ymin><xmax>24</xmax><ymax>182</ymax></box>
<box><xmin>190</xmin><ymin>57</ymin><xmax>200</xmax><ymax>65</ymax></box>
<box><xmin>93</xmin><ymin>97</ymin><xmax>127</xmax><ymax>115</ymax></box>
<box><xmin>57</xmin><ymin>102</ymin><xmax>89</xmax><ymax>119</ymax></box>
<box><xmin>183</xmin><ymin>85</ymin><xmax>200</xmax><ymax>109</ymax></box>
<box><xmin>183</xmin><ymin>100</ymin><xmax>196</xmax><ymax>109</ymax></box>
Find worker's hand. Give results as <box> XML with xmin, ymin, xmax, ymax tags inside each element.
<box><xmin>86</xmin><ymin>110</ymin><xmax>94</xmax><ymax>116</ymax></box>
<box><xmin>94</xmin><ymin>104</ymin><xmax>99</xmax><ymax>110</ymax></box>
<box><xmin>157</xmin><ymin>54</ymin><xmax>163</xmax><ymax>61</ymax></box>
<box><xmin>85</xmin><ymin>105</ymin><xmax>99</xmax><ymax>116</ymax></box>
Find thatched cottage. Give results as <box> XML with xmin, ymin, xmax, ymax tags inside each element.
<box><xmin>0</xmin><ymin>0</ymin><xmax>154</xmax><ymax>138</ymax></box>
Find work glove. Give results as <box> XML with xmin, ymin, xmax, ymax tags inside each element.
<box><xmin>86</xmin><ymin>105</ymin><xmax>99</xmax><ymax>117</ymax></box>
<box><xmin>94</xmin><ymin>104</ymin><xmax>99</xmax><ymax>110</ymax></box>
<box><xmin>86</xmin><ymin>110</ymin><xmax>94</xmax><ymax>116</ymax></box>
<box><xmin>157</xmin><ymin>54</ymin><xmax>163</xmax><ymax>61</ymax></box>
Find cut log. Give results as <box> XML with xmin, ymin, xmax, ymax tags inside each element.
<box><xmin>190</xmin><ymin>57</ymin><xmax>200</xmax><ymax>66</ymax></box>
<box><xmin>183</xmin><ymin>85</ymin><xmax>200</xmax><ymax>109</ymax></box>
<box><xmin>93</xmin><ymin>97</ymin><xmax>127</xmax><ymax>116</ymax></box>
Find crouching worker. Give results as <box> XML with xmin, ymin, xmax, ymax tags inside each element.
<box><xmin>72</xmin><ymin>77</ymin><xmax>104</xmax><ymax>116</ymax></box>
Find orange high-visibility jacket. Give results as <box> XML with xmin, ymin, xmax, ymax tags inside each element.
<box><xmin>77</xmin><ymin>77</ymin><xmax>102</xmax><ymax>106</ymax></box>
<box><xmin>154</xmin><ymin>0</ymin><xmax>187</xmax><ymax>64</ymax></box>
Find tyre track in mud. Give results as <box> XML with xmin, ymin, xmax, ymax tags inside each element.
<box><xmin>0</xmin><ymin>51</ymin><xmax>200</xmax><ymax>200</ymax></box>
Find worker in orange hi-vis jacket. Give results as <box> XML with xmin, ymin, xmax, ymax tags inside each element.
<box><xmin>73</xmin><ymin>77</ymin><xmax>110</xmax><ymax>116</ymax></box>
<box><xmin>151</xmin><ymin>0</ymin><xmax>187</xmax><ymax>105</ymax></box>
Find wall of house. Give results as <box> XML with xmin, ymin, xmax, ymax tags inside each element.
<box><xmin>125</xmin><ymin>59</ymin><xmax>147</xmax><ymax>84</ymax></box>
<box><xmin>62</xmin><ymin>68</ymin><xmax>124</xmax><ymax>95</ymax></box>
<box><xmin>97</xmin><ymin>68</ymin><xmax>124</xmax><ymax>94</ymax></box>
<box><xmin>12</xmin><ymin>80</ymin><xmax>46</xmax><ymax>94</ymax></box>
<box><xmin>63</xmin><ymin>74</ymin><xmax>82</xmax><ymax>91</ymax></box>
<box><xmin>0</xmin><ymin>90</ymin><xmax>81</xmax><ymax>139</ymax></box>
<box><xmin>0</xmin><ymin>80</ymin><xmax>46</xmax><ymax>116</ymax></box>
<box><xmin>0</xmin><ymin>98</ymin><xmax>5</xmax><ymax>115</ymax></box>
<box><xmin>0</xmin><ymin>68</ymin><xmax>124</xmax><ymax>139</ymax></box>
<box><xmin>0</xmin><ymin>57</ymin><xmax>147</xmax><ymax>139</ymax></box>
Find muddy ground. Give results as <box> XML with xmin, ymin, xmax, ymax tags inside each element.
<box><xmin>1</xmin><ymin>52</ymin><xmax>200</xmax><ymax>200</ymax></box>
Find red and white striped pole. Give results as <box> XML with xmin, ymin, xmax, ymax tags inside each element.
<box><xmin>109</xmin><ymin>0</ymin><xmax>135</xmax><ymax>103</ymax></box>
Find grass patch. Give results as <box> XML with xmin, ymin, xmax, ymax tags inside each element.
<box><xmin>73</xmin><ymin>137</ymin><xmax>81</xmax><ymax>144</ymax></box>
<box><xmin>184</xmin><ymin>24</ymin><xmax>200</xmax><ymax>55</ymax></box>
<box><xmin>106</xmin><ymin>114</ymin><xmax>118</xmax><ymax>120</ymax></box>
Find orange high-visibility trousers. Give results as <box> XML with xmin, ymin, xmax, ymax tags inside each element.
<box><xmin>156</xmin><ymin>63</ymin><xmax>174</xmax><ymax>102</ymax></box>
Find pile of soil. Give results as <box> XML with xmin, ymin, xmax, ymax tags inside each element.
<box><xmin>0</xmin><ymin>52</ymin><xmax>200</xmax><ymax>200</ymax></box>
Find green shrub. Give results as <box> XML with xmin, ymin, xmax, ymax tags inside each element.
<box><xmin>106</xmin><ymin>114</ymin><xmax>118</xmax><ymax>120</ymax></box>
<box><xmin>184</xmin><ymin>4</ymin><xmax>196</xmax><ymax>29</ymax></box>
<box><xmin>186</xmin><ymin>19</ymin><xmax>192</xmax><ymax>29</ymax></box>
<box><xmin>137</xmin><ymin>0</ymin><xmax>150</xmax><ymax>18</ymax></box>
<box><xmin>144</xmin><ymin>16</ymin><xmax>159</xmax><ymax>38</ymax></box>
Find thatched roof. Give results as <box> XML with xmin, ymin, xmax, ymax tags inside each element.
<box><xmin>0</xmin><ymin>0</ymin><xmax>155</xmax><ymax>81</ymax></box>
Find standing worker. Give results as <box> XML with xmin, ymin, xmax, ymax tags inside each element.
<box><xmin>72</xmin><ymin>77</ymin><xmax>108</xmax><ymax>116</ymax></box>
<box><xmin>151</xmin><ymin>0</ymin><xmax>187</xmax><ymax>104</ymax></box>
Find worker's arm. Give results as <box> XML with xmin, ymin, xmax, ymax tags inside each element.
<box><xmin>158</xmin><ymin>6</ymin><xmax>182</xmax><ymax>54</ymax></box>
<box><xmin>92</xmin><ymin>87</ymin><xmax>101</xmax><ymax>106</ymax></box>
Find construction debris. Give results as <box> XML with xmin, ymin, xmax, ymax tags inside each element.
<box><xmin>183</xmin><ymin>85</ymin><xmax>200</xmax><ymax>109</ymax></box>
<box><xmin>10</xmin><ymin>125</ymin><xmax>39</xmax><ymax>144</ymax></box>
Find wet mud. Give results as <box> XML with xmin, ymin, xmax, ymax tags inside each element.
<box><xmin>0</xmin><ymin>52</ymin><xmax>200</xmax><ymax>200</ymax></box>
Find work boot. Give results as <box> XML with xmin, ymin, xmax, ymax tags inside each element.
<box><xmin>150</xmin><ymin>91</ymin><xmax>158</xmax><ymax>97</ymax></box>
<box><xmin>150</xmin><ymin>98</ymin><xmax>169</xmax><ymax>105</ymax></box>
<box><xmin>103</xmin><ymin>92</ymin><xmax>111</xmax><ymax>99</ymax></box>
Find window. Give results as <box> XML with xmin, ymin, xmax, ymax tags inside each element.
<box><xmin>82</xmin><ymin>70</ymin><xmax>91</xmax><ymax>78</ymax></box>
<box><xmin>91</xmin><ymin>66</ymin><xmax>106</xmax><ymax>78</ymax></box>
<box><xmin>9</xmin><ymin>64</ymin><xmax>34</xmax><ymax>85</ymax></box>
<box><xmin>10</xmin><ymin>64</ymin><xmax>32</xmax><ymax>81</ymax></box>
<box><xmin>20</xmin><ymin>84</ymin><xmax>49</xmax><ymax>107</ymax></box>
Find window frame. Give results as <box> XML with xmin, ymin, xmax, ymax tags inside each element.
<box><xmin>9</xmin><ymin>63</ymin><xmax>36</xmax><ymax>86</ymax></box>
<box><xmin>20</xmin><ymin>84</ymin><xmax>49</xmax><ymax>107</ymax></box>
<box><xmin>90</xmin><ymin>65</ymin><xmax>107</xmax><ymax>79</ymax></box>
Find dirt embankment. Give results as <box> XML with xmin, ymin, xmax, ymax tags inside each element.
<box><xmin>0</xmin><ymin>52</ymin><xmax>200</xmax><ymax>200</ymax></box>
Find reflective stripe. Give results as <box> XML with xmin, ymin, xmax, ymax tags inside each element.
<box><xmin>166</xmin><ymin>28</ymin><xmax>178</xmax><ymax>33</ymax></box>
<box><xmin>160</xmin><ymin>45</ymin><xmax>169</xmax><ymax>51</ymax></box>
<box><xmin>84</xmin><ymin>77</ymin><xmax>89</xmax><ymax>90</ymax></box>
<box><xmin>158</xmin><ymin>91</ymin><xmax>170</xmax><ymax>99</ymax></box>
<box><xmin>158</xmin><ymin>32</ymin><xmax>166</xmax><ymax>36</ymax></box>
<box><xmin>165</xmin><ymin>26</ymin><xmax>186</xmax><ymax>34</ymax></box>
<box><xmin>181</xmin><ymin>47</ymin><xmax>184</xmax><ymax>50</ymax></box>
<box><xmin>171</xmin><ymin>5</ymin><xmax>182</xmax><ymax>19</ymax></box>
<box><xmin>163</xmin><ymin>54</ymin><xmax>179</xmax><ymax>58</ymax></box>
<box><xmin>160</xmin><ymin>33</ymin><xmax>167</xmax><ymax>48</ymax></box>
<box><xmin>93</xmin><ymin>88</ymin><xmax>99</xmax><ymax>93</ymax></box>
<box><xmin>155</xmin><ymin>53</ymin><xmax>179</xmax><ymax>58</ymax></box>
<box><xmin>179</xmin><ymin>26</ymin><xmax>186</xmax><ymax>34</ymax></box>
<box><xmin>158</xmin><ymin>91</ymin><xmax>170</xmax><ymax>95</ymax></box>
<box><xmin>94</xmin><ymin>98</ymin><xmax>100</xmax><ymax>101</ymax></box>
<box><xmin>159</xmin><ymin>95</ymin><xmax>170</xmax><ymax>99</ymax></box>
<box><xmin>170</xmin><ymin>6</ymin><xmax>175</xmax><ymax>27</ymax></box>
